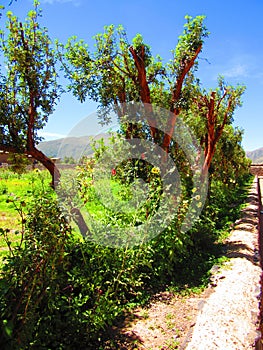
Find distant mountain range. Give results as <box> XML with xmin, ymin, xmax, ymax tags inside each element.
<box><xmin>38</xmin><ymin>136</ymin><xmax>263</xmax><ymax>164</ymax></box>
<box><xmin>38</xmin><ymin>133</ymin><xmax>110</xmax><ymax>161</ymax></box>
<box><xmin>246</xmin><ymin>147</ymin><xmax>263</xmax><ymax>164</ymax></box>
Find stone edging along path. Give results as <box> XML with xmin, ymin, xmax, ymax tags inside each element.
<box><xmin>185</xmin><ymin>177</ymin><xmax>262</xmax><ymax>350</ymax></box>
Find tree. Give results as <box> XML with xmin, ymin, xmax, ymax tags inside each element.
<box><xmin>209</xmin><ymin>125</ymin><xmax>251</xmax><ymax>185</ymax></box>
<box><xmin>63</xmin><ymin>16</ymin><xmax>209</xmax><ymax>154</ymax></box>
<box><xmin>8</xmin><ymin>0</ymin><xmax>18</xmax><ymax>5</ymax></box>
<box><xmin>63</xmin><ymin>156</ymin><xmax>76</xmax><ymax>164</ymax></box>
<box><xmin>192</xmin><ymin>77</ymin><xmax>246</xmax><ymax>173</ymax></box>
<box><xmin>7</xmin><ymin>153</ymin><xmax>30</xmax><ymax>175</ymax></box>
<box><xmin>63</xmin><ymin>18</ymin><xmax>248</xmax><ymax>178</ymax></box>
<box><xmin>0</xmin><ymin>1</ymin><xmax>62</xmax><ymax>187</ymax></box>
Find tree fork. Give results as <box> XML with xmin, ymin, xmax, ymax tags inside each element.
<box><xmin>28</xmin><ymin>147</ymin><xmax>60</xmax><ymax>188</ymax></box>
<box><xmin>162</xmin><ymin>44</ymin><xmax>203</xmax><ymax>155</ymax></box>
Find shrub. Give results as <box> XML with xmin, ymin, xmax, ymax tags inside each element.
<box><xmin>0</xmin><ymin>194</ymin><xmax>152</xmax><ymax>348</ymax></box>
<box><xmin>0</xmin><ymin>165</ymin><xmax>252</xmax><ymax>348</ymax></box>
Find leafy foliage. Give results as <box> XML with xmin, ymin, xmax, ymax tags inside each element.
<box><xmin>0</xmin><ymin>140</ymin><xmax>252</xmax><ymax>350</ymax></box>
<box><xmin>0</xmin><ymin>1</ymin><xmax>62</xmax><ymax>186</ymax></box>
<box><xmin>0</xmin><ymin>168</ymin><xmax>252</xmax><ymax>348</ymax></box>
<box><xmin>0</xmin><ymin>2</ymin><xmax>61</xmax><ymax>148</ymax></box>
<box><xmin>62</xmin><ymin>16</ymin><xmax>208</xmax><ymax>130</ymax></box>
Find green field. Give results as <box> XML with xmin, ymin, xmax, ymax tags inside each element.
<box><xmin>0</xmin><ymin>169</ymin><xmax>52</xmax><ymax>259</ymax></box>
<box><xmin>0</xmin><ymin>168</ymin><xmax>51</xmax><ymax>222</ymax></box>
<box><xmin>0</xmin><ymin>167</ymin><xmax>142</xmax><ymax>258</ymax></box>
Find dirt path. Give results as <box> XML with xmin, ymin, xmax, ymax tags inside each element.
<box><xmin>186</xmin><ymin>177</ymin><xmax>261</xmax><ymax>350</ymax></box>
<box><xmin>105</xmin><ymin>177</ymin><xmax>262</xmax><ymax>349</ymax></box>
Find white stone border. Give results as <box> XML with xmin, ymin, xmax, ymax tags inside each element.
<box><xmin>185</xmin><ymin>177</ymin><xmax>262</xmax><ymax>350</ymax></box>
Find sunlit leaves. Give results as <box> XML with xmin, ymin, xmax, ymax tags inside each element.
<box><xmin>63</xmin><ymin>23</ymin><xmax>171</xmax><ymax>119</ymax></box>
<box><xmin>0</xmin><ymin>2</ymin><xmax>62</xmax><ymax>149</ymax></box>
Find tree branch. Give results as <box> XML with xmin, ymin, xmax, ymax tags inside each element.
<box><xmin>170</xmin><ymin>44</ymin><xmax>202</xmax><ymax>114</ymax></box>
<box><xmin>129</xmin><ymin>45</ymin><xmax>157</xmax><ymax>140</ymax></box>
<box><xmin>162</xmin><ymin>44</ymin><xmax>203</xmax><ymax>154</ymax></box>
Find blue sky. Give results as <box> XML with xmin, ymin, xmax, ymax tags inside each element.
<box><xmin>2</xmin><ymin>0</ymin><xmax>263</xmax><ymax>151</ymax></box>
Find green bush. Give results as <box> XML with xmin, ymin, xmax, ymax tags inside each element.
<box><xmin>0</xmin><ymin>193</ymin><xmax>153</xmax><ymax>348</ymax></box>
<box><xmin>0</xmin><ymin>164</ymin><xmax>252</xmax><ymax>348</ymax></box>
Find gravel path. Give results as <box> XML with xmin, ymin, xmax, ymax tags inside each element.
<box><xmin>185</xmin><ymin>177</ymin><xmax>262</xmax><ymax>350</ymax></box>
<box><xmin>103</xmin><ymin>178</ymin><xmax>262</xmax><ymax>349</ymax></box>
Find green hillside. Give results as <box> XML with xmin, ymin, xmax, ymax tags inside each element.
<box><xmin>246</xmin><ymin>147</ymin><xmax>263</xmax><ymax>163</ymax></box>
<box><xmin>38</xmin><ymin>133</ymin><xmax>110</xmax><ymax>161</ymax></box>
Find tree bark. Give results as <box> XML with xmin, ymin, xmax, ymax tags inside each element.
<box><xmin>201</xmin><ymin>89</ymin><xmax>234</xmax><ymax>173</ymax></box>
<box><xmin>0</xmin><ymin>143</ymin><xmax>60</xmax><ymax>188</ymax></box>
<box><xmin>162</xmin><ymin>44</ymin><xmax>202</xmax><ymax>155</ymax></box>
<box><xmin>28</xmin><ymin>147</ymin><xmax>60</xmax><ymax>188</ymax></box>
<box><xmin>129</xmin><ymin>46</ymin><xmax>158</xmax><ymax>140</ymax></box>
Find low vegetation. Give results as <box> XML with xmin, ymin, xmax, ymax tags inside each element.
<box><xmin>0</xmin><ymin>165</ymin><xmax>252</xmax><ymax>349</ymax></box>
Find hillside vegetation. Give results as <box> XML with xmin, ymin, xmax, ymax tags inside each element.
<box><xmin>0</xmin><ymin>163</ymin><xmax>253</xmax><ymax>349</ymax></box>
<box><xmin>246</xmin><ymin>147</ymin><xmax>263</xmax><ymax>163</ymax></box>
<box><xmin>38</xmin><ymin>133</ymin><xmax>110</xmax><ymax>160</ymax></box>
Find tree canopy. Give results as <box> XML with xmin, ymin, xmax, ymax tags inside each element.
<box><xmin>0</xmin><ymin>1</ymin><xmax>62</xmax><ymax>186</ymax></box>
<box><xmin>63</xmin><ymin>17</ymin><xmax>208</xmax><ymax>144</ymax></box>
<box><xmin>188</xmin><ymin>76</ymin><xmax>246</xmax><ymax>172</ymax></box>
<box><xmin>0</xmin><ymin>3</ymin><xmax>247</xmax><ymax>185</ymax></box>
<box><xmin>63</xmin><ymin>16</ymin><xmax>245</xmax><ymax>175</ymax></box>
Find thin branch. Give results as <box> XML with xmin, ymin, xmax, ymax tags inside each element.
<box><xmin>171</xmin><ymin>44</ymin><xmax>202</xmax><ymax>113</ymax></box>
<box><xmin>215</xmin><ymin>88</ymin><xmax>228</xmax><ymax>115</ymax></box>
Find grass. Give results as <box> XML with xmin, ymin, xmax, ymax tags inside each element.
<box><xmin>0</xmin><ymin>168</ymin><xmax>50</xmax><ymax>214</ymax></box>
<box><xmin>0</xmin><ymin>169</ymin><xmax>53</xmax><ymax>262</ymax></box>
<box><xmin>0</xmin><ymin>167</ymin><xmax>253</xmax><ymax>349</ymax></box>
<box><xmin>0</xmin><ymin>168</ymin><xmax>120</xmax><ymax>247</ymax></box>
<box><xmin>0</xmin><ymin>168</ymin><xmax>131</xmax><ymax>259</ymax></box>
<box><xmin>0</xmin><ymin>229</ymin><xmax>21</xmax><ymax>265</ymax></box>
<box><xmin>0</xmin><ymin>168</ymin><xmax>251</xmax><ymax>270</ymax></box>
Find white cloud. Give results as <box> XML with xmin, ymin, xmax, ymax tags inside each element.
<box><xmin>41</xmin><ymin>0</ymin><xmax>81</xmax><ymax>6</ymax></box>
<box><xmin>39</xmin><ymin>131</ymin><xmax>66</xmax><ymax>140</ymax></box>
<box><xmin>219</xmin><ymin>53</ymin><xmax>263</xmax><ymax>81</ymax></box>
<box><xmin>222</xmin><ymin>63</ymin><xmax>248</xmax><ymax>79</ymax></box>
